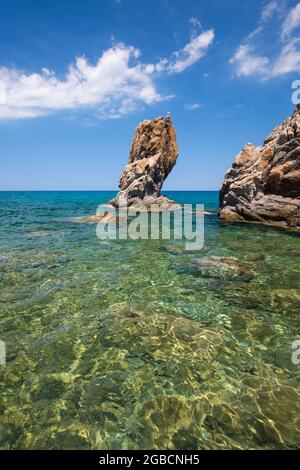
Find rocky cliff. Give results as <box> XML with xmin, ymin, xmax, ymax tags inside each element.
<box><xmin>109</xmin><ymin>115</ymin><xmax>179</xmax><ymax>209</ymax></box>
<box><xmin>219</xmin><ymin>106</ymin><xmax>300</xmax><ymax>228</ymax></box>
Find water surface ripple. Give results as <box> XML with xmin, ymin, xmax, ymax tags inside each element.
<box><xmin>0</xmin><ymin>191</ymin><xmax>299</xmax><ymax>449</ymax></box>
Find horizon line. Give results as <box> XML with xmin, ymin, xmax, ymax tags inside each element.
<box><xmin>0</xmin><ymin>189</ymin><xmax>220</xmax><ymax>192</ymax></box>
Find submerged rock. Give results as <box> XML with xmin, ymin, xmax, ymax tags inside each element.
<box><xmin>219</xmin><ymin>106</ymin><xmax>300</xmax><ymax>228</ymax></box>
<box><xmin>98</xmin><ymin>304</ymin><xmax>225</xmax><ymax>382</ymax></box>
<box><xmin>94</xmin><ymin>304</ymin><xmax>300</xmax><ymax>449</ymax></box>
<box><xmin>196</xmin><ymin>256</ymin><xmax>256</xmax><ymax>279</ymax></box>
<box><xmin>175</xmin><ymin>255</ymin><xmax>256</xmax><ymax>282</ymax></box>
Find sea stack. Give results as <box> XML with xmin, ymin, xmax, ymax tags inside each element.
<box><xmin>109</xmin><ymin>115</ymin><xmax>180</xmax><ymax>210</ymax></box>
<box><xmin>219</xmin><ymin>105</ymin><xmax>300</xmax><ymax>229</ymax></box>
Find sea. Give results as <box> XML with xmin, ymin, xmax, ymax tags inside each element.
<box><xmin>0</xmin><ymin>190</ymin><xmax>299</xmax><ymax>449</ymax></box>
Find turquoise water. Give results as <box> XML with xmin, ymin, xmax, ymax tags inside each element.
<box><xmin>0</xmin><ymin>191</ymin><xmax>300</xmax><ymax>449</ymax></box>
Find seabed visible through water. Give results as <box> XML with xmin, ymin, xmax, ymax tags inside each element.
<box><xmin>0</xmin><ymin>191</ymin><xmax>300</xmax><ymax>450</ymax></box>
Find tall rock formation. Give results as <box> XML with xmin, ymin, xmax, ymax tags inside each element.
<box><xmin>219</xmin><ymin>106</ymin><xmax>300</xmax><ymax>229</ymax></box>
<box><xmin>109</xmin><ymin>115</ymin><xmax>179</xmax><ymax>209</ymax></box>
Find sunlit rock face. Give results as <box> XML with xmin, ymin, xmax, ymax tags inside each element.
<box><xmin>219</xmin><ymin>105</ymin><xmax>300</xmax><ymax>228</ymax></box>
<box><xmin>77</xmin><ymin>115</ymin><xmax>180</xmax><ymax>224</ymax></box>
<box><xmin>109</xmin><ymin>115</ymin><xmax>180</xmax><ymax>209</ymax></box>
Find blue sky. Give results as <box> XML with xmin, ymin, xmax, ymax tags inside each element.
<box><xmin>0</xmin><ymin>0</ymin><xmax>300</xmax><ymax>190</ymax></box>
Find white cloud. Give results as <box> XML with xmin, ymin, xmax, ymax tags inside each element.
<box><xmin>149</xmin><ymin>28</ymin><xmax>214</xmax><ymax>75</ymax></box>
<box><xmin>261</xmin><ymin>0</ymin><xmax>282</xmax><ymax>22</ymax></box>
<box><xmin>154</xmin><ymin>58</ymin><xmax>169</xmax><ymax>73</ymax></box>
<box><xmin>184</xmin><ymin>103</ymin><xmax>202</xmax><ymax>110</ymax></box>
<box><xmin>229</xmin><ymin>1</ymin><xmax>274</xmax><ymax>78</ymax></box>
<box><xmin>0</xmin><ymin>44</ymin><xmax>162</xmax><ymax>120</ymax></box>
<box><xmin>189</xmin><ymin>17</ymin><xmax>202</xmax><ymax>37</ymax></box>
<box><xmin>246</xmin><ymin>26</ymin><xmax>264</xmax><ymax>40</ymax></box>
<box><xmin>230</xmin><ymin>44</ymin><xmax>269</xmax><ymax>77</ymax></box>
<box><xmin>282</xmin><ymin>2</ymin><xmax>300</xmax><ymax>37</ymax></box>
<box><xmin>230</xmin><ymin>1</ymin><xmax>300</xmax><ymax>79</ymax></box>
<box><xmin>272</xmin><ymin>38</ymin><xmax>300</xmax><ymax>75</ymax></box>
<box><xmin>244</xmin><ymin>1</ymin><xmax>281</xmax><ymax>41</ymax></box>
<box><xmin>167</xmin><ymin>29</ymin><xmax>214</xmax><ymax>74</ymax></box>
<box><xmin>0</xmin><ymin>25</ymin><xmax>214</xmax><ymax>120</ymax></box>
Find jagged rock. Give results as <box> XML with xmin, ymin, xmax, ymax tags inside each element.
<box><xmin>78</xmin><ymin>115</ymin><xmax>180</xmax><ymax>223</ymax></box>
<box><xmin>109</xmin><ymin>115</ymin><xmax>180</xmax><ymax>209</ymax></box>
<box><xmin>219</xmin><ymin>106</ymin><xmax>300</xmax><ymax>228</ymax></box>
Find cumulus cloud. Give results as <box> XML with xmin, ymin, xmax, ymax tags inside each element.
<box><xmin>0</xmin><ymin>25</ymin><xmax>214</xmax><ymax>120</ymax></box>
<box><xmin>0</xmin><ymin>44</ymin><xmax>163</xmax><ymax>120</ymax></box>
<box><xmin>230</xmin><ymin>1</ymin><xmax>300</xmax><ymax>79</ymax></box>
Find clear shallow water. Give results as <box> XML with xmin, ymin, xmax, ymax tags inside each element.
<box><xmin>0</xmin><ymin>190</ymin><xmax>300</xmax><ymax>450</ymax></box>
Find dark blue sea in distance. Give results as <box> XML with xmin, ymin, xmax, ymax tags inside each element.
<box><xmin>0</xmin><ymin>190</ymin><xmax>299</xmax><ymax>449</ymax></box>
